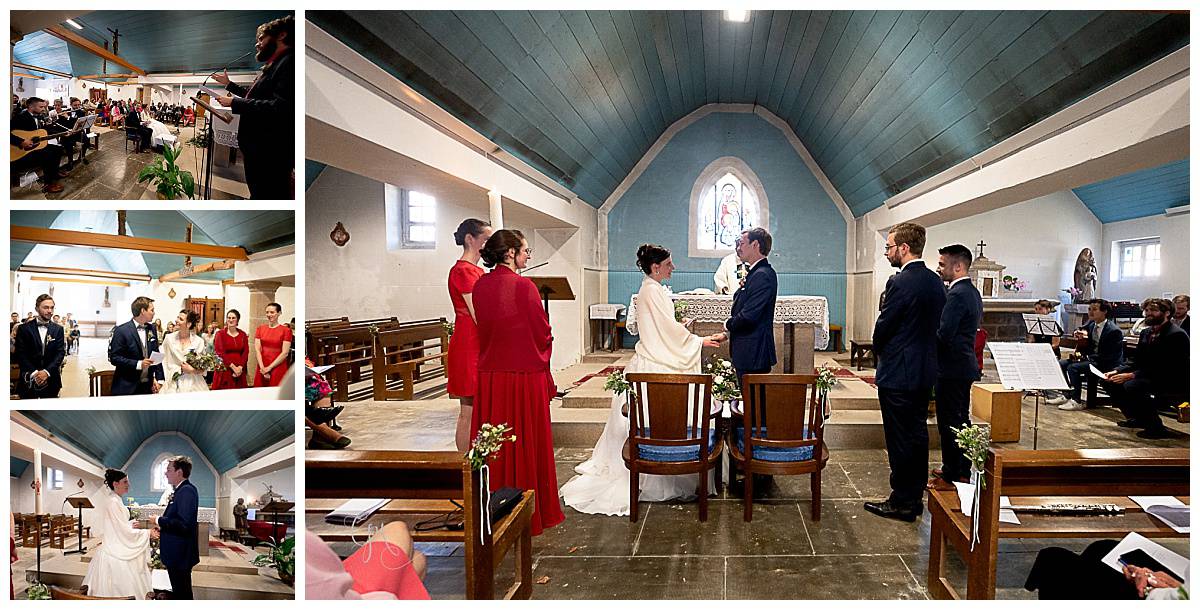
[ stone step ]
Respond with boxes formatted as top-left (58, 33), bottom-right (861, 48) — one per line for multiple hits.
top-left (35, 551), bottom-right (294, 600)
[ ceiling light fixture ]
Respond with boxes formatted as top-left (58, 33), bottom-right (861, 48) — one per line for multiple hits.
top-left (65, 19), bottom-right (83, 30)
top-left (723, 10), bottom-right (750, 23)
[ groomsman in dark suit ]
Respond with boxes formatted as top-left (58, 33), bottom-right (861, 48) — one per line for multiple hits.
top-left (930, 244), bottom-right (983, 491)
top-left (865, 222), bottom-right (946, 522)
top-left (14, 294), bottom-right (66, 399)
top-left (108, 296), bottom-right (164, 395)
top-left (713, 227), bottom-right (778, 384)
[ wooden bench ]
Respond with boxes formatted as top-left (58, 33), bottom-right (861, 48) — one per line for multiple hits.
top-left (926, 447), bottom-right (1189, 600)
top-left (308, 320), bottom-right (403, 400)
top-left (372, 323), bottom-right (449, 401)
top-left (306, 450), bottom-right (535, 599)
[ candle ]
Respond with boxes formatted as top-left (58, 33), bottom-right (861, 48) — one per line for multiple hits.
top-left (33, 449), bottom-right (43, 515)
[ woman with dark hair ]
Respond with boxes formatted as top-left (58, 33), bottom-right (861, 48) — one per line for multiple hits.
top-left (212, 309), bottom-right (248, 390)
top-left (447, 218), bottom-right (493, 451)
top-left (471, 229), bottom-right (564, 535)
top-left (255, 302), bottom-right (293, 387)
top-left (562, 244), bottom-right (721, 515)
top-left (162, 310), bottom-right (208, 393)
top-left (81, 468), bottom-right (155, 597)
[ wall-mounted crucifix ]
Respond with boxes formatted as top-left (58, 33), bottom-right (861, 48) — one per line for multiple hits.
top-left (976, 239), bottom-right (987, 258)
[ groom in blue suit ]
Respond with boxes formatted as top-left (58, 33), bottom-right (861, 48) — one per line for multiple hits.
top-left (108, 296), bottom-right (164, 395)
top-left (715, 227), bottom-right (778, 382)
top-left (154, 456), bottom-right (199, 599)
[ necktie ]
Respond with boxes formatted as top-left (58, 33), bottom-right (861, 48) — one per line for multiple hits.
top-left (139, 324), bottom-right (150, 382)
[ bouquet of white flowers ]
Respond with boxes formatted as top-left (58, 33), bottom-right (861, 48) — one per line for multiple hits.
top-left (704, 356), bottom-right (740, 401)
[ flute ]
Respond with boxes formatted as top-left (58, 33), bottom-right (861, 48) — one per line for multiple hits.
top-left (1010, 503), bottom-right (1124, 515)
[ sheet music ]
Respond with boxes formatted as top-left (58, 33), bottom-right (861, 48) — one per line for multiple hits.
top-left (1022, 313), bottom-right (1061, 336)
top-left (986, 342), bottom-right (1070, 390)
top-left (1129, 496), bottom-right (1190, 533)
top-left (1101, 532), bottom-right (1189, 576)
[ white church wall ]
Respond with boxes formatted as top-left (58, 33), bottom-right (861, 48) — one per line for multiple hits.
top-left (228, 466), bottom-right (295, 525)
top-left (1099, 212), bottom-right (1191, 303)
top-left (11, 456), bottom-right (105, 515)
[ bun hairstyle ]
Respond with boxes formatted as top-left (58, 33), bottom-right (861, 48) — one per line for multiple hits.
top-left (104, 468), bottom-right (127, 489)
top-left (636, 244), bottom-right (670, 275)
top-left (179, 309), bottom-right (202, 332)
top-left (453, 218), bottom-right (491, 246)
top-left (480, 229), bottom-right (525, 268)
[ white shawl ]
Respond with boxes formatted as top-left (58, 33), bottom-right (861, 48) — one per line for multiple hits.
top-left (633, 277), bottom-right (702, 372)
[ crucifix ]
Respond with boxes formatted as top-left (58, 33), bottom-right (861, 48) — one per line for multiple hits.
top-left (976, 239), bottom-right (987, 258)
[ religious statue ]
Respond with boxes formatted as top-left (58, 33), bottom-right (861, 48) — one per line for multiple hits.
top-left (233, 497), bottom-right (249, 533)
top-left (1073, 248), bottom-right (1097, 303)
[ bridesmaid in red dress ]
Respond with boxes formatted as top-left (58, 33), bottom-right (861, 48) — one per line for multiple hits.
top-left (211, 309), bottom-right (249, 389)
top-left (254, 302), bottom-right (293, 387)
top-left (471, 229), bottom-right (564, 535)
top-left (447, 219), bottom-right (494, 451)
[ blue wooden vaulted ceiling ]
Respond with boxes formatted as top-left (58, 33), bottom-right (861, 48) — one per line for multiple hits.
top-left (17, 410), bottom-right (294, 473)
top-left (308, 10), bottom-right (1189, 216)
top-left (10, 210), bottom-right (294, 280)
top-left (1073, 159), bottom-right (1190, 224)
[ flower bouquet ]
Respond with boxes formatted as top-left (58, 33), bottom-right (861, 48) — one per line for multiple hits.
top-left (173, 346), bottom-right (225, 383)
top-left (442, 320), bottom-right (455, 337)
top-left (952, 423), bottom-right (991, 550)
top-left (673, 300), bottom-right (689, 323)
top-left (704, 356), bottom-right (740, 401)
top-left (467, 423), bottom-right (517, 470)
top-left (1002, 275), bottom-right (1026, 292)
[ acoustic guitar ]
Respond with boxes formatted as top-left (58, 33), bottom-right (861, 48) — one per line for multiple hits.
top-left (11, 126), bottom-right (84, 162)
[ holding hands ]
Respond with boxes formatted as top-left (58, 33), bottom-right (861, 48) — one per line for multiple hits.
top-left (702, 332), bottom-right (727, 348)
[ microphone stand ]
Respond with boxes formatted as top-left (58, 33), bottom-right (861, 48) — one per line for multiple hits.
top-left (198, 49), bottom-right (255, 200)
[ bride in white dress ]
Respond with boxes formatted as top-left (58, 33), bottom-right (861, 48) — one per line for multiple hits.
top-left (561, 244), bottom-right (721, 515)
top-left (81, 469), bottom-right (156, 598)
top-left (161, 309), bottom-right (210, 393)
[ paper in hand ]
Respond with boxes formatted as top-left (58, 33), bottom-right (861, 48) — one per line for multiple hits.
top-left (149, 351), bottom-right (165, 365)
top-left (1089, 363), bottom-right (1109, 379)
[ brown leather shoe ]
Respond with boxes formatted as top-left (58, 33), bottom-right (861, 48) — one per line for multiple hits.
top-left (42, 182), bottom-right (64, 193)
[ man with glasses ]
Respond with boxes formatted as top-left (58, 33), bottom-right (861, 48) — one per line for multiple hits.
top-left (864, 222), bottom-right (946, 522)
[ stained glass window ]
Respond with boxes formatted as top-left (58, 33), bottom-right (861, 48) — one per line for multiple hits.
top-left (697, 172), bottom-right (760, 251)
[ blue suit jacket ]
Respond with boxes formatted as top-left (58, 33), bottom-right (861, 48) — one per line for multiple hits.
top-left (157, 479), bottom-right (200, 570)
top-left (1076, 318), bottom-right (1125, 372)
top-left (873, 261), bottom-right (946, 390)
top-left (937, 279), bottom-right (983, 380)
top-left (107, 320), bottom-right (164, 394)
top-left (727, 259), bottom-right (777, 373)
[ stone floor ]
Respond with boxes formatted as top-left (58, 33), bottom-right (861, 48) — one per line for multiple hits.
top-left (11, 127), bottom-right (249, 200)
top-left (313, 387), bottom-right (1190, 600)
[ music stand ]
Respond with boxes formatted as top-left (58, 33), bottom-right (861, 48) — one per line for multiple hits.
top-left (260, 500), bottom-right (294, 544)
top-left (526, 277), bottom-right (575, 323)
top-left (189, 95), bottom-right (232, 200)
top-left (63, 497), bottom-right (93, 556)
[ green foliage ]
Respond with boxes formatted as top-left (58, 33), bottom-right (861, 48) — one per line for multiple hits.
top-left (253, 535), bottom-right (295, 585)
top-left (442, 320), bottom-right (455, 337)
top-left (135, 144), bottom-right (195, 200)
top-left (815, 365), bottom-right (839, 394)
top-left (603, 369), bottom-right (631, 396)
top-left (26, 582), bottom-right (50, 600)
top-left (466, 423), bottom-right (517, 471)
top-left (673, 301), bottom-right (688, 323)
top-left (704, 356), bottom-right (740, 401)
top-left (952, 424), bottom-right (992, 487)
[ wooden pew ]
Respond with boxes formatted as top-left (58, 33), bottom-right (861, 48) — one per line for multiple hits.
top-left (372, 322), bottom-right (449, 401)
top-left (926, 447), bottom-right (1189, 600)
top-left (308, 320), bottom-right (401, 401)
top-left (306, 450), bottom-right (534, 600)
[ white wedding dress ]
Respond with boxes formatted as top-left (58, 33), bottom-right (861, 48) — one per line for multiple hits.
top-left (81, 487), bottom-right (152, 598)
top-left (561, 276), bottom-right (709, 516)
top-left (161, 332), bottom-right (210, 393)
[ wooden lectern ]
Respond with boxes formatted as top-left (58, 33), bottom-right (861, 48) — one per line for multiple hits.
top-left (261, 500), bottom-right (295, 544)
top-left (64, 496), bottom-right (93, 556)
top-left (526, 277), bottom-right (574, 322)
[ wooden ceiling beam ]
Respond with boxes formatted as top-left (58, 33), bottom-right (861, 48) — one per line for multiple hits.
top-left (75, 73), bottom-right (138, 80)
top-left (12, 61), bottom-right (72, 78)
top-left (158, 260), bottom-right (237, 282)
top-left (12, 72), bottom-right (44, 80)
top-left (44, 25), bottom-right (146, 75)
top-left (17, 265), bottom-right (150, 282)
top-left (31, 275), bottom-right (130, 288)
top-left (11, 226), bottom-right (248, 260)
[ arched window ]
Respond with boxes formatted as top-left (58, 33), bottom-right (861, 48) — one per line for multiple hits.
top-left (150, 453), bottom-right (173, 491)
top-left (688, 157), bottom-right (769, 258)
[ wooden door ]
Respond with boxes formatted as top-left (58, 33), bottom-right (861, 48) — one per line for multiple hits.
top-left (184, 297), bottom-right (225, 331)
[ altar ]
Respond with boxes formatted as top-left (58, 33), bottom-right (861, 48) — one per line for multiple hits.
top-left (133, 504), bottom-right (219, 556)
top-left (628, 293), bottom-right (828, 374)
top-left (980, 298), bottom-right (1059, 341)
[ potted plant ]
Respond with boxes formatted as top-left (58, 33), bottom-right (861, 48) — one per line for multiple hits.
top-left (252, 535), bottom-right (295, 587)
top-left (25, 582), bottom-right (50, 600)
top-left (136, 143), bottom-right (195, 200)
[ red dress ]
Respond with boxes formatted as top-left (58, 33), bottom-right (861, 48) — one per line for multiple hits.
top-left (211, 328), bottom-right (249, 389)
top-left (254, 323), bottom-right (293, 387)
top-left (470, 265), bottom-right (564, 535)
top-left (446, 260), bottom-right (485, 398)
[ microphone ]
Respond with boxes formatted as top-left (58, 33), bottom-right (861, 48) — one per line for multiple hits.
top-left (205, 50), bottom-right (255, 87)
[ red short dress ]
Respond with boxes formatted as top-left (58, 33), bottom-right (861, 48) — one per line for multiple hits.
top-left (470, 265), bottom-right (564, 535)
top-left (446, 260), bottom-right (485, 398)
top-left (254, 323), bottom-right (293, 387)
top-left (211, 328), bottom-right (249, 390)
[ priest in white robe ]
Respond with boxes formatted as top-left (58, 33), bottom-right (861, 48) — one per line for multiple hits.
top-left (714, 252), bottom-right (744, 294)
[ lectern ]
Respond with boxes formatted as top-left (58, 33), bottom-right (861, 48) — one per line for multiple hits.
top-left (64, 497), bottom-right (94, 556)
top-left (261, 500), bottom-right (295, 544)
top-left (526, 277), bottom-right (574, 323)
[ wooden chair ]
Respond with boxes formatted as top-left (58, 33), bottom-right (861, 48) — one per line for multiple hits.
top-left (730, 374), bottom-right (830, 521)
top-left (622, 373), bottom-right (721, 522)
top-left (50, 585), bottom-right (136, 600)
top-left (89, 369), bottom-right (115, 397)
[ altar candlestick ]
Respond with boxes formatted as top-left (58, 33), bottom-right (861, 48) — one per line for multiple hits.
top-left (33, 449), bottom-right (43, 515)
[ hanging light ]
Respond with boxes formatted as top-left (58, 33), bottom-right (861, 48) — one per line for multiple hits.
top-left (723, 10), bottom-right (750, 23)
top-left (65, 19), bottom-right (83, 30)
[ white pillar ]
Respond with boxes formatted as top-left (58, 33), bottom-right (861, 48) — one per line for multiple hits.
top-left (488, 190), bottom-right (504, 229)
top-left (33, 449), bottom-right (43, 515)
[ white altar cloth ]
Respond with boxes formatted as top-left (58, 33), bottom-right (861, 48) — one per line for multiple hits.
top-left (628, 293), bottom-right (829, 350)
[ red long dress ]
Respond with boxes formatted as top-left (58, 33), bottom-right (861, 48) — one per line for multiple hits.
top-left (470, 265), bottom-right (564, 535)
top-left (446, 260), bottom-right (485, 398)
top-left (254, 323), bottom-right (293, 387)
top-left (211, 328), bottom-right (249, 389)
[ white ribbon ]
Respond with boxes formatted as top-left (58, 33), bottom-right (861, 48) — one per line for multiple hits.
top-left (969, 467), bottom-right (983, 551)
top-left (479, 464), bottom-right (493, 546)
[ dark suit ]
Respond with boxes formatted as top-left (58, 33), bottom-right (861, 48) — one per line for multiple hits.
top-left (226, 49), bottom-right (294, 199)
top-left (1178, 315), bottom-right (1189, 335)
top-left (107, 320), bottom-right (164, 395)
top-left (11, 109), bottom-right (64, 182)
top-left (872, 260), bottom-right (946, 508)
top-left (726, 258), bottom-right (777, 382)
top-left (157, 479), bottom-right (199, 599)
top-left (1058, 318), bottom-right (1123, 401)
top-left (1104, 321), bottom-right (1189, 431)
top-left (934, 279), bottom-right (983, 483)
top-left (59, 108), bottom-right (92, 163)
top-left (125, 109), bottom-right (153, 151)
top-left (13, 319), bottom-right (65, 399)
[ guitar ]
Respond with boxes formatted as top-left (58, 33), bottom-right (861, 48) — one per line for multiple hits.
top-left (11, 126), bottom-right (85, 162)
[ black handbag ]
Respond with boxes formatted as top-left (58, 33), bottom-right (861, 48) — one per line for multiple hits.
top-left (487, 487), bottom-right (524, 524)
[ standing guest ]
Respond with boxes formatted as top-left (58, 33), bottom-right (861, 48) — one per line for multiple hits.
top-left (471, 229), bottom-right (564, 535)
top-left (11, 97), bottom-right (69, 193)
top-left (254, 303), bottom-right (293, 387)
top-left (10, 313), bottom-right (19, 333)
top-left (210, 15), bottom-right (294, 199)
top-left (864, 222), bottom-right (945, 522)
top-left (930, 245), bottom-right (983, 491)
top-left (64, 313), bottom-right (80, 355)
top-left (1102, 298), bottom-right (1190, 439)
top-left (14, 294), bottom-right (65, 399)
top-left (447, 218), bottom-right (493, 451)
top-left (1046, 299), bottom-right (1123, 411)
top-left (108, 297), bottom-right (164, 395)
top-left (212, 310), bottom-right (248, 390)
top-left (1172, 294), bottom-right (1189, 335)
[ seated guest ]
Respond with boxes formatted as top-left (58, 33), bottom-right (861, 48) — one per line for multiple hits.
top-left (305, 524), bottom-right (428, 599)
top-left (1102, 298), bottom-right (1189, 439)
top-left (10, 97), bottom-right (70, 193)
top-left (1027, 299), bottom-right (1062, 358)
top-left (1046, 298), bottom-right (1123, 411)
top-left (125, 104), bottom-right (153, 152)
top-left (306, 362), bottom-right (349, 449)
top-left (1172, 294), bottom-right (1189, 335)
top-left (59, 98), bottom-right (92, 169)
top-left (1025, 539), bottom-right (1188, 599)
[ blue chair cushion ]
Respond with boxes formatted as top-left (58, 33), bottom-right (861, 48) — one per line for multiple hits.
top-left (636, 428), bottom-right (719, 462)
top-left (734, 426), bottom-right (815, 462)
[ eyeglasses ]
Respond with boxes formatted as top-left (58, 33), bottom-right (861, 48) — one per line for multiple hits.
top-left (883, 243), bottom-right (899, 252)
top-left (523, 248), bottom-right (533, 256)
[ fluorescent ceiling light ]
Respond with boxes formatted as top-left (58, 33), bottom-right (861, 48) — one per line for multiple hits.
top-left (65, 19), bottom-right (83, 30)
top-left (723, 10), bottom-right (750, 23)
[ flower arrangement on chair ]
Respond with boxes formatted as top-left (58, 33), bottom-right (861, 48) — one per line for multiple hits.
top-left (704, 356), bottom-right (740, 402)
top-left (952, 423), bottom-right (992, 550)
